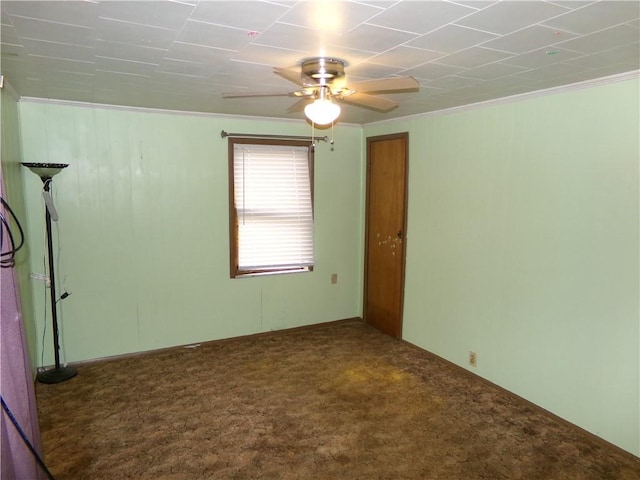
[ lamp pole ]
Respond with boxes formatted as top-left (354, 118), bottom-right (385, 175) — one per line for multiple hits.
top-left (22, 163), bottom-right (77, 384)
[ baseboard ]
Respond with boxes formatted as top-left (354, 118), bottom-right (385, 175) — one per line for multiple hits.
top-left (397, 336), bottom-right (640, 463)
top-left (58, 317), bottom-right (365, 369)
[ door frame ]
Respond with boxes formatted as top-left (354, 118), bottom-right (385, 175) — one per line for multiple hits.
top-left (363, 132), bottom-right (409, 338)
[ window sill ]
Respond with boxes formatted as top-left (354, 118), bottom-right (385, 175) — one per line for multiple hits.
top-left (233, 267), bottom-right (313, 279)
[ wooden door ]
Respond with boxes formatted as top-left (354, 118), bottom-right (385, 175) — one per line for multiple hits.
top-left (364, 133), bottom-right (408, 338)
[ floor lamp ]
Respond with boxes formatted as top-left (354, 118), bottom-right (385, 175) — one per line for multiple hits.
top-left (22, 162), bottom-right (77, 384)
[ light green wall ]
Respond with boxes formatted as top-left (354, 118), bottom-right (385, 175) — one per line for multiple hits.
top-left (1, 86), bottom-right (39, 372)
top-left (17, 101), bottom-right (364, 364)
top-left (365, 78), bottom-right (640, 456)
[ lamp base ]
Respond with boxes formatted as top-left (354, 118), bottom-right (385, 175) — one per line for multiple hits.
top-left (37, 366), bottom-right (77, 384)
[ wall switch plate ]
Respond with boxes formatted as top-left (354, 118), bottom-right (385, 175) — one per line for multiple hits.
top-left (331, 273), bottom-right (338, 284)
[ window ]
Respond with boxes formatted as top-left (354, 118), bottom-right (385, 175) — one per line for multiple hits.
top-left (228, 138), bottom-right (314, 277)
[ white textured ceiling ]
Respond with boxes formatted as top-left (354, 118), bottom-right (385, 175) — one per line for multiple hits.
top-left (1, 0), bottom-right (639, 124)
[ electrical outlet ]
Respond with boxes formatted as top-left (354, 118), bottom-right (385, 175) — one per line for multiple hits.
top-left (469, 351), bottom-right (477, 367)
top-left (331, 273), bottom-right (338, 284)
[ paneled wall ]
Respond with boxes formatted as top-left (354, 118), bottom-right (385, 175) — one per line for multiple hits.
top-left (17, 102), bottom-right (364, 364)
top-left (2, 87), bottom-right (39, 366)
top-left (365, 78), bottom-right (640, 456)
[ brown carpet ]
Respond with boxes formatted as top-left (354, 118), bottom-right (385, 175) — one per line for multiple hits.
top-left (36, 319), bottom-right (640, 479)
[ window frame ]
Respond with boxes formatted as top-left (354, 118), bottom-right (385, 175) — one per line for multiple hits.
top-left (228, 137), bottom-right (315, 278)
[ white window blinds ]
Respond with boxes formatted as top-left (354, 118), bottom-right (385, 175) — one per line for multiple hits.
top-left (233, 143), bottom-right (314, 274)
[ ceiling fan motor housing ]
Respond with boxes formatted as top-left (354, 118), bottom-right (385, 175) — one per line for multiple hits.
top-left (301, 57), bottom-right (346, 85)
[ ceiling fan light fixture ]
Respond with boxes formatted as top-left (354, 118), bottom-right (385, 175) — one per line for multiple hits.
top-left (305, 98), bottom-right (340, 125)
top-left (304, 85), bottom-right (340, 125)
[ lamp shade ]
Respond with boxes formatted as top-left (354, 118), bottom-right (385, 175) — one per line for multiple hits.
top-left (304, 98), bottom-right (341, 125)
top-left (22, 163), bottom-right (69, 181)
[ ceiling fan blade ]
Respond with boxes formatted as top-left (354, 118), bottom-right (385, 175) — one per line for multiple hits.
top-left (274, 66), bottom-right (317, 87)
top-left (339, 92), bottom-right (398, 112)
top-left (287, 97), bottom-right (311, 113)
top-left (348, 76), bottom-right (419, 93)
top-left (222, 91), bottom-right (295, 99)
top-left (274, 67), bottom-right (304, 86)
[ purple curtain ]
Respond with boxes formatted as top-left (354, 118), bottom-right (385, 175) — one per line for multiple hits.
top-left (1, 171), bottom-right (46, 479)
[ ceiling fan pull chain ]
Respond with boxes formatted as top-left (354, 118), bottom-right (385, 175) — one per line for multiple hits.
top-left (331, 122), bottom-right (335, 150)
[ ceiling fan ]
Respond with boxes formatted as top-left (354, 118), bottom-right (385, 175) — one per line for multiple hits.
top-left (222, 57), bottom-right (419, 125)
